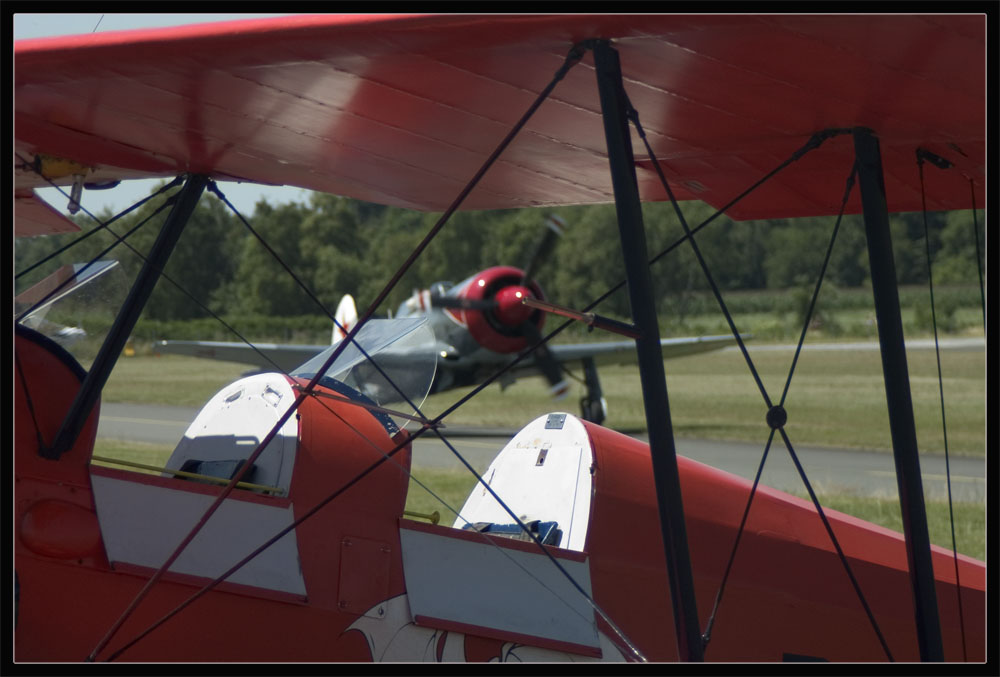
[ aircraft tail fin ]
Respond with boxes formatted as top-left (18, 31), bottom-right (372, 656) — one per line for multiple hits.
top-left (332, 294), bottom-right (358, 344)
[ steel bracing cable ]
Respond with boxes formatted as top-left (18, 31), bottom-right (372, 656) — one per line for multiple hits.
top-left (91, 41), bottom-right (648, 663)
top-left (15, 199), bottom-right (176, 324)
top-left (104, 174), bottom-right (640, 660)
top-left (481, 133), bottom-right (865, 418)
top-left (106, 391), bottom-right (640, 662)
top-left (205, 179), bottom-right (444, 421)
top-left (14, 353), bottom-right (48, 452)
top-left (14, 165), bottom-right (393, 403)
top-left (969, 180), bottom-right (985, 329)
top-left (573, 128), bottom-right (855, 332)
top-left (497, 135), bottom-right (863, 420)
top-left (375, 125), bottom-right (889, 662)
top-left (13, 160), bottom-right (291, 379)
top-left (917, 154), bottom-right (967, 661)
top-left (703, 164), bottom-right (863, 649)
top-left (208, 182), bottom-right (341, 328)
top-left (206, 179), bottom-right (451, 431)
top-left (699, 430), bottom-right (775, 647)
top-left (627, 103), bottom-right (894, 659)
top-left (14, 159), bottom-right (183, 280)
top-left (776, 164), bottom-right (857, 409)
top-left (13, 180), bottom-right (292, 384)
top-left (208, 181), bottom-right (633, 651)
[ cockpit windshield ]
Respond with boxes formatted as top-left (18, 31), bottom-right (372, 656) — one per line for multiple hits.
top-left (290, 317), bottom-right (437, 429)
top-left (15, 260), bottom-right (127, 370)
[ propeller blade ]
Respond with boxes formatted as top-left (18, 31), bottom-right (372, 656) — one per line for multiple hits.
top-left (520, 214), bottom-right (566, 284)
top-left (519, 320), bottom-right (569, 399)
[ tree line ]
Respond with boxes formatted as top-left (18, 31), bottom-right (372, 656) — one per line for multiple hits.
top-left (15, 181), bottom-right (985, 332)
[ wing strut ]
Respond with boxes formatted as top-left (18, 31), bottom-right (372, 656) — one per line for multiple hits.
top-left (44, 174), bottom-right (209, 460)
top-left (854, 128), bottom-right (944, 661)
top-left (592, 40), bottom-right (704, 662)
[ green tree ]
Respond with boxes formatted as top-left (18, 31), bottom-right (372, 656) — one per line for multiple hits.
top-left (933, 209), bottom-right (985, 284)
top-left (827, 216), bottom-right (869, 288)
top-left (888, 213), bottom-right (930, 285)
top-left (222, 200), bottom-right (316, 317)
top-left (762, 218), bottom-right (824, 288)
top-left (145, 192), bottom-right (241, 320)
top-left (299, 194), bottom-right (369, 313)
top-left (544, 204), bottom-right (628, 317)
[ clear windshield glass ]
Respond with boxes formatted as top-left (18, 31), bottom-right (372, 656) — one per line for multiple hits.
top-left (290, 317), bottom-right (437, 430)
top-left (15, 260), bottom-right (127, 370)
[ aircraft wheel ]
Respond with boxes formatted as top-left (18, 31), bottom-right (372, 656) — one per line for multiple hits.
top-left (580, 397), bottom-right (606, 425)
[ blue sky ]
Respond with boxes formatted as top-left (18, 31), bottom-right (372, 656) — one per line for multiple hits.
top-left (14, 13), bottom-right (315, 218)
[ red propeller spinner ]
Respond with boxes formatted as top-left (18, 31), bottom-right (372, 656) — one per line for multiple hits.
top-left (456, 266), bottom-right (546, 355)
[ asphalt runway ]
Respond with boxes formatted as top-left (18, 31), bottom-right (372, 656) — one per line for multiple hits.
top-left (97, 402), bottom-right (984, 503)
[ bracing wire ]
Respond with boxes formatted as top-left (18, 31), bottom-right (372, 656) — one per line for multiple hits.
top-left (969, 180), bottom-right (985, 329)
top-left (106, 391), bottom-right (638, 662)
top-left (12, 169), bottom-right (293, 379)
top-left (103, 175), bottom-right (646, 661)
top-left (51, 36), bottom-right (960, 661)
top-left (14, 160), bottom-right (183, 280)
top-left (210, 181), bottom-right (640, 656)
top-left (89, 41), bottom-right (652, 663)
top-left (628, 106), bottom-right (893, 659)
top-left (917, 152), bottom-right (967, 661)
top-left (15, 198), bottom-right (177, 324)
top-left (702, 163), bottom-right (861, 650)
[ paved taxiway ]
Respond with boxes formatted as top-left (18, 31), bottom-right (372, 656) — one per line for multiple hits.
top-left (97, 402), bottom-right (984, 503)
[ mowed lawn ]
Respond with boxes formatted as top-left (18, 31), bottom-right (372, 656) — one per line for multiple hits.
top-left (420, 345), bottom-right (986, 457)
top-left (104, 344), bottom-right (985, 456)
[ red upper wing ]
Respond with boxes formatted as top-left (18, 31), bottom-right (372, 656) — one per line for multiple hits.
top-left (14, 14), bottom-right (985, 219)
top-left (14, 189), bottom-right (81, 237)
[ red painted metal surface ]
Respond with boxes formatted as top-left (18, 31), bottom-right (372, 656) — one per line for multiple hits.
top-left (455, 266), bottom-right (546, 354)
top-left (13, 324), bottom-right (986, 660)
top-left (14, 337), bottom-right (414, 660)
top-left (14, 14), bottom-right (984, 219)
top-left (583, 422), bottom-right (985, 662)
top-left (14, 190), bottom-right (80, 236)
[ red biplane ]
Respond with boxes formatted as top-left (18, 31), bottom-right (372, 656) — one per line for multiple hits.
top-left (14, 14), bottom-right (986, 663)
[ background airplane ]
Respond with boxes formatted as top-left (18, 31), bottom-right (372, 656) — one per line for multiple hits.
top-left (155, 215), bottom-right (739, 424)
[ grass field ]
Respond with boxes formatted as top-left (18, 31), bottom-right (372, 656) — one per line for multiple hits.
top-left (103, 342), bottom-right (985, 456)
top-left (418, 346), bottom-right (986, 456)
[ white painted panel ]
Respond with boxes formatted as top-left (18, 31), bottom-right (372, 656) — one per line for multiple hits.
top-left (454, 413), bottom-right (593, 551)
top-left (91, 474), bottom-right (306, 596)
top-left (399, 526), bottom-right (599, 650)
top-left (346, 593), bottom-right (626, 662)
top-left (164, 373), bottom-right (298, 493)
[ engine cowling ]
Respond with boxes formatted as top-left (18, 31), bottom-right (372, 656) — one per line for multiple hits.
top-left (448, 266), bottom-right (546, 354)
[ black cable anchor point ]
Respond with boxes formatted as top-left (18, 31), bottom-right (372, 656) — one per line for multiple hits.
top-left (765, 405), bottom-right (787, 430)
top-left (916, 148), bottom-right (953, 170)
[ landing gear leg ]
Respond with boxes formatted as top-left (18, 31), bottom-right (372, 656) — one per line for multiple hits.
top-left (579, 357), bottom-right (607, 425)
